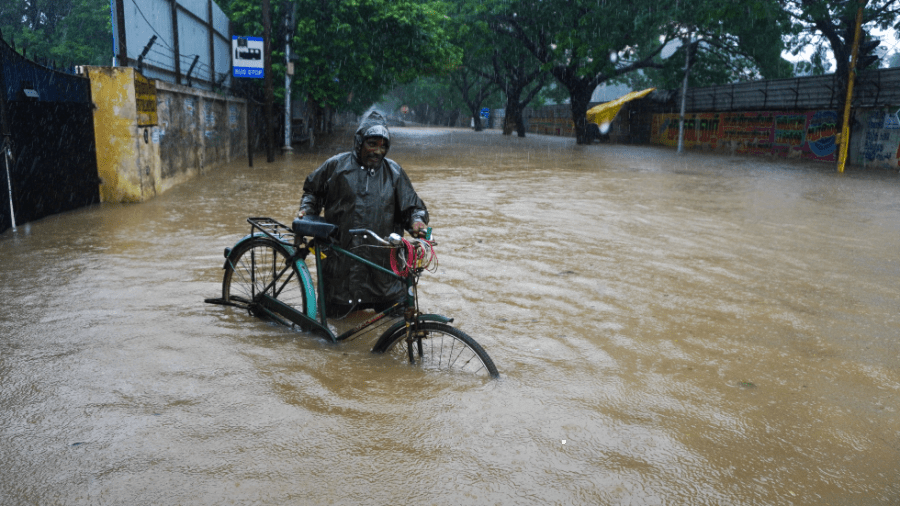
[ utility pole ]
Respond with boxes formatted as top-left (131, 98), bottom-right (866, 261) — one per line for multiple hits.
top-left (283, 1), bottom-right (296, 154)
top-left (677, 35), bottom-right (691, 154)
top-left (113, 0), bottom-right (128, 66)
top-left (837, 1), bottom-right (865, 173)
top-left (262, 0), bottom-right (275, 163)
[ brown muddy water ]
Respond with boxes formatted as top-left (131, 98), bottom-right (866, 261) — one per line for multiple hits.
top-left (1, 127), bottom-right (899, 505)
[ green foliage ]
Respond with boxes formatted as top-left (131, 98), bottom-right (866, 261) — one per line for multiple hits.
top-left (618, 1), bottom-right (793, 89)
top-left (482, 0), bottom-right (673, 84)
top-left (222, 0), bottom-right (462, 115)
top-left (0, 0), bottom-right (112, 66)
top-left (792, 45), bottom-right (833, 76)
top-left (384, 75), bottom-right (470, 124)
top-left (387, 76), bottom-right (464, 113)
top-left (476, 0), bottom-right (794, 142)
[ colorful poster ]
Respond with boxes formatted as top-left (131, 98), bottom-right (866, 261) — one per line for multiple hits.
top-left (774, 114), bottom-right (806, 147)
top-left (807, 111), bottom-right (838, 158)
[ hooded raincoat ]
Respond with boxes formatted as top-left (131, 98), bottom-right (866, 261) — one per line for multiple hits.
top-left (299, 112), bottom-right (428, 310)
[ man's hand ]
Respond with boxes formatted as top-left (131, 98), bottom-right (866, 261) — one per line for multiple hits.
top-left (297, 210), bottom-right (306, 219)
top-left (411, 221), bottom-right (427, 238)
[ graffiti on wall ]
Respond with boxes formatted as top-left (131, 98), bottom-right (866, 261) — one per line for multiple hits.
top-left (651, 111), bottom-right (839, 161)
top-left (858, 108), bottom-right (900, 168)
top-left (806, 111), bottom-right (838, 158)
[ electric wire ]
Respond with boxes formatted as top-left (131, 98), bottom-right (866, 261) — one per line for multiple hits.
top-left (390, 238), bottom-right (437, 277)
top-left (129, 0), bottom-right (175, 52)
top-left (127, 0), bottom-right (222, 83)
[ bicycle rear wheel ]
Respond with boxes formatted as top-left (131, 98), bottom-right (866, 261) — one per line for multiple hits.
top-left (222, 238), bottom-right (311, 322)
top-left (375, 322), bottom-right (499, 378)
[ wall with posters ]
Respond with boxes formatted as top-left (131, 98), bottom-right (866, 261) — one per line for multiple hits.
top-left (650, 110), bottom-right (841, 162)
top-left (650, 108), bottom-right (900, 169)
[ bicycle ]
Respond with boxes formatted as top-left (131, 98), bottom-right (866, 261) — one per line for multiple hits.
top-left (205, 216), bottom-right (499, 378)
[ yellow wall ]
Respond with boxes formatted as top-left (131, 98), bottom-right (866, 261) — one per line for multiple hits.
top-left (85, 67), bottom-right (247, 203)
top-left (86, 67), bottom-right (162, 203)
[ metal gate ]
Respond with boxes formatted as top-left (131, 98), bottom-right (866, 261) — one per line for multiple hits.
top-left (1, 37), bottom-right (100, 234)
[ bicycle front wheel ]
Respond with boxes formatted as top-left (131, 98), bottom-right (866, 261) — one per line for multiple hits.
top-left (376, 322), bottom-right (499, 378)
top-left (222, 238), bottom-right (311, 321)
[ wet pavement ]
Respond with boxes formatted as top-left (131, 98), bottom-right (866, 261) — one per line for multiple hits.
top-left (1, 126), bottom-right (898, 504)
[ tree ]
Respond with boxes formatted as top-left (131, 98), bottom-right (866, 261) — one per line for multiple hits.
top-left (0, 0), bottom-right (112, 66)
top-left (387, 76), bottom-right (466, 125)
top-left (792, 45), bottom-right (834, 76)
top-left (449, 1), bottom-right (545, 136)
top-left (480, 45), bottom-right (548, 137)
top-left (783, 0), bottom-right (900, 78)
top-left (450, 66), bottom-right (498, 131)
top-left (440, 8), bottom-right (499, 132)
top-left (222, 0), bottom-right (463, 116)
top-left (618, 1), bottom-right (793, 89)
top-left (483, 0), bottom-right (664, 143)
top-left (483, 0), bottom-right (792, 144)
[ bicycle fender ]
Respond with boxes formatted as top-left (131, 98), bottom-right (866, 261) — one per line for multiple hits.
top-left (222, 233), bottom-right (318, 319)
top-left (221, 232), bottom-right (268, 269)
top-left (371, 314), bottom-right (454, 353)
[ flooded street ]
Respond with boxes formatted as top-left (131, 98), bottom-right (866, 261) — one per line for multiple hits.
top-left (1, 126), bottom-right (899, 504)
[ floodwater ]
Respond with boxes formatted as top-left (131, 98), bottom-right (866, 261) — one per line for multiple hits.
top-left (1, 127), bottom-right (899, 505)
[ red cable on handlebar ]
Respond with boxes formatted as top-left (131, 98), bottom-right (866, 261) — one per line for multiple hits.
top-left (390, 238), bottom-right (414, 276)
top-left (390, 238), bottom-right (437, 277)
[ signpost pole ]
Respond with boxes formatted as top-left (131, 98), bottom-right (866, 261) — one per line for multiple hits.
top-left (232, 35), bottom-right (265, 166)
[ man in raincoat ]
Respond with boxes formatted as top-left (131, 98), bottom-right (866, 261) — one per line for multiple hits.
top-left (297, 111), bottom-right (428, 315)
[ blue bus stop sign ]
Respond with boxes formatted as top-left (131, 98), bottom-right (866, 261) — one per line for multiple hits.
top-left (233, 36), bottom-right (264, 78)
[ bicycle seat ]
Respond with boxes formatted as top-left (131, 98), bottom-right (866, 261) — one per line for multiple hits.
top-left (292, 215), bottom-right (338, 240)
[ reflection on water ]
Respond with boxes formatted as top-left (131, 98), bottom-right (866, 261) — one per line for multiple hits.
top-left (1, 127), bottom-right (898, 504)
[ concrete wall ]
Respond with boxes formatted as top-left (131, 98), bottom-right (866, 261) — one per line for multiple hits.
top-left (524, 104), bottom-right (576, 137)
top-left (86, 66), bottom-right (246, 203)
top-left (87, 66), bottom-right (162, 202)
top-left (155, 80), bottom-right (246, 191)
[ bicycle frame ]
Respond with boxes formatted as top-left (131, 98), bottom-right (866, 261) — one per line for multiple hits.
top-left (243, 218), bottom-right (450, 344)
top-left (204, 216), bottom-right (502, 377)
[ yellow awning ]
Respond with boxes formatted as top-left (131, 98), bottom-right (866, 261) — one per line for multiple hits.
top-left (586, 88), bottom-right (656, 126)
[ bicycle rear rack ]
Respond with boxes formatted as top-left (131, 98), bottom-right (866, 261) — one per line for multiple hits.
top-left (247, 217), bottom-right (295, 245)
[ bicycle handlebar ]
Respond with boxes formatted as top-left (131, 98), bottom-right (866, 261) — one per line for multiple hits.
top-left (348, 229), bottom-right (403, 247)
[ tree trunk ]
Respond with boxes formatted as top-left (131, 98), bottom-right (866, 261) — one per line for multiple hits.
top-left (503, 91), bottom-right (522, 136)
top-left (473, 115), bottom-right (484, 131)
top-left (502, 114), bottom-right (514, 135)
top-left (569, 84), bottom-right (593, 144)
top-left (515, 108), bottom-right (526, 137)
